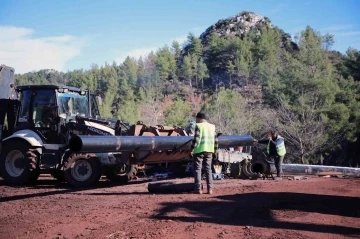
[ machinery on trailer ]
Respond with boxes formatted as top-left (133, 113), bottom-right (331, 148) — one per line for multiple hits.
top-left (0, 64), bottom-right (202, 187)
top-left (0, 64), bottom-right (255, 187)
top-left (214, 146), bottom-right (253, 177)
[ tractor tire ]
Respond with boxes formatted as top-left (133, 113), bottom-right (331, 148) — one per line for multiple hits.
top-left (27, 149), bottom-right (40, 184)
top-left (63, 154), bottom-right (102, 187)
top-left (0, 140), bottom-right (38, 186)
top-left (251, 159), bottom-right (271, 175)
top-left (241, 161), bottom-right (258, 179)
top-left (104, 164), bottom-right (138, 183)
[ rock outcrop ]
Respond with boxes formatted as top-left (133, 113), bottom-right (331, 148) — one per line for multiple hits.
top-left (200, 11), bottom-right (272, 43)
top-left (198, 11), bottom-right (297, 52)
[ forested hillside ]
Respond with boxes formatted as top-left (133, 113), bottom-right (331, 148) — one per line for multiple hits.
top-left (14, 11), bottom-right (360, 166)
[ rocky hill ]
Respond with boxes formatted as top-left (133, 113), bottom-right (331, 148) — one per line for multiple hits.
top-left (199, 11), bottom-right (296, 51)
top-left (200, 12), bottom-right (271, 41)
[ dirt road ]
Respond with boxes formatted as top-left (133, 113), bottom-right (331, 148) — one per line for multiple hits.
top-left (0, 176), bottom-right (359, 239)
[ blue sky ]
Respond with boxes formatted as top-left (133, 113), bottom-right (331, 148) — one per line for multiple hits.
top-left (1, 0), bottom-right (359, 73)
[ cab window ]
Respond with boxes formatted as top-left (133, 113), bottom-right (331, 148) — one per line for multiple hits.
top-left (31, 90), bottom-right (57, 127)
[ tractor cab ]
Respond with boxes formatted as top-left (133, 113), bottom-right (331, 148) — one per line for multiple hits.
top-left (14, 85), bottom-right (100, 144)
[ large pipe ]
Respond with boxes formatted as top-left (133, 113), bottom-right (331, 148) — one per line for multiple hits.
top-left (68, 135), bottom-right (254, 153)
top-left (278, 163), bottom-right (360, 177)
top-left (249, 159), bottom-right (360, 177)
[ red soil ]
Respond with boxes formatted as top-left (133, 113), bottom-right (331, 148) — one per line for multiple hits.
top-left (0, 176), bottom-right (359, 239)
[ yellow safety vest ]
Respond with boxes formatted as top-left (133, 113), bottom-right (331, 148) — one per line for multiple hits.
top-left (267, 135), bottom-right (286, 156)
top-left (193, 122), bottom-right (216, 154)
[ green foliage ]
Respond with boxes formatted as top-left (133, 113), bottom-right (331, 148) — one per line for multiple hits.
top-left (122, 57), bottom-right (138, 89)
top-left (204, 88), bottom-right (262, 135)
top-left (264, 26), bottom-right (358, 163)
top-left (181, 54), bottom-right (194, 87)
top-left (155, 45), bottom-right (177, 81)
top-left (114, 70), bottom-right (139, 123)
top-left (97, 64), bottom-right (119, 118)
top-left (165, 99), bottom-right (192, 126)
top-left (186, 32), bottom-right (202, 57)
top-left (172, 41), bottom-right (181, 57)
top-left (12, 17), bottom-right (360, 166)
top-left (197, 58), bottom-right (209, 90)
top-left (342, 48), bottom-right (360, 81)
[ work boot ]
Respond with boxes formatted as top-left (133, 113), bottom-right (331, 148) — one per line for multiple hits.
top-left (194, 185), bottom-right (202, 194)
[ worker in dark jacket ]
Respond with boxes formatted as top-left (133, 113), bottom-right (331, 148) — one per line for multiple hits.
top-left (257, 130), bottom-right (286, 179)
top-left (190, 112), bottom-right (218, 194)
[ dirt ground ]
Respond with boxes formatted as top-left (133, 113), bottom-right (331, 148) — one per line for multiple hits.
top-left (0, 175), bottom-right (359, 239)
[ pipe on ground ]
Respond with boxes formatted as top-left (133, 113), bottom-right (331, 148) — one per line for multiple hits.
top-left (246, 160), bottom-right (360, 177)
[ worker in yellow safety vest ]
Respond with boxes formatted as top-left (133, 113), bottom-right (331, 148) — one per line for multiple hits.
top-left (256, 130), bottom-right (286, 179)
top-left (189, 112), bottom-right (218, 194)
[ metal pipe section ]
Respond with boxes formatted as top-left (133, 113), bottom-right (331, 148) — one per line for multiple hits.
top-left (244, 159), bottom-right (360, 178)
top-left (277, 163), bottom-right (360, 177)
top-left (68, 135), bottom-right (254, 153)
top-left (250, 160), bottom-right (360, 177)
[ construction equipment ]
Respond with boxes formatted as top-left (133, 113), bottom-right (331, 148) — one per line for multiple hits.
top-left (0, 64), bottom-right (183, 187)
top-left (214, 147), bottom-right (253, 177)
top-left (0, 64), bottom-right (255, 187)
top-left (0, 65), bottom-right (119, 187)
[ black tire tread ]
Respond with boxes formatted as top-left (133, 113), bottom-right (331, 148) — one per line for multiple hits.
top-left (27, 149), bottom-right (40, 184)
top-left (0, 140), bottom-right (39, 186)
top-left (104, 164), bottom-right (138, 183)
top-left (241, 161), bottom-right (259, 179)
top-left (63, 153), bottom-right (102, 187)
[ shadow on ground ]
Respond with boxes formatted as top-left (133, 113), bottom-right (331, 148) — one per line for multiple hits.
top-left (0, 178), bottom-right (152, 203)
top-left (153, 192), bottom-right (360, 236)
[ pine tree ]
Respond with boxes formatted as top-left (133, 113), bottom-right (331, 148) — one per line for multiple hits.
top-left (186, 32), bottom-right (202, 57)
top-left (342, 48), bottom-right (360, 81)
top-left (197, 58), bottom-right (209, 92)
top-left (122, 57), bottom-right (138, 89)
top-left (181, 54), bottom-right (194, 88)
top-left (155, 45), bottom-right (177, 81)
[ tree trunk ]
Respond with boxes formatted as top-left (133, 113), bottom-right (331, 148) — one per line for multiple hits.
top-left (301, 154), bottom-right (305, 164)
top-left (300, 140), bottom-right (305, 164)
top-left (201, 79), bottom-right (204, 93)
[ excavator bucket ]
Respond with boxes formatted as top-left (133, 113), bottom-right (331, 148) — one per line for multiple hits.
top-left (0, 64), bottom-right (16, 100)
top-left (0, 65), bottom-right (19, 141)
